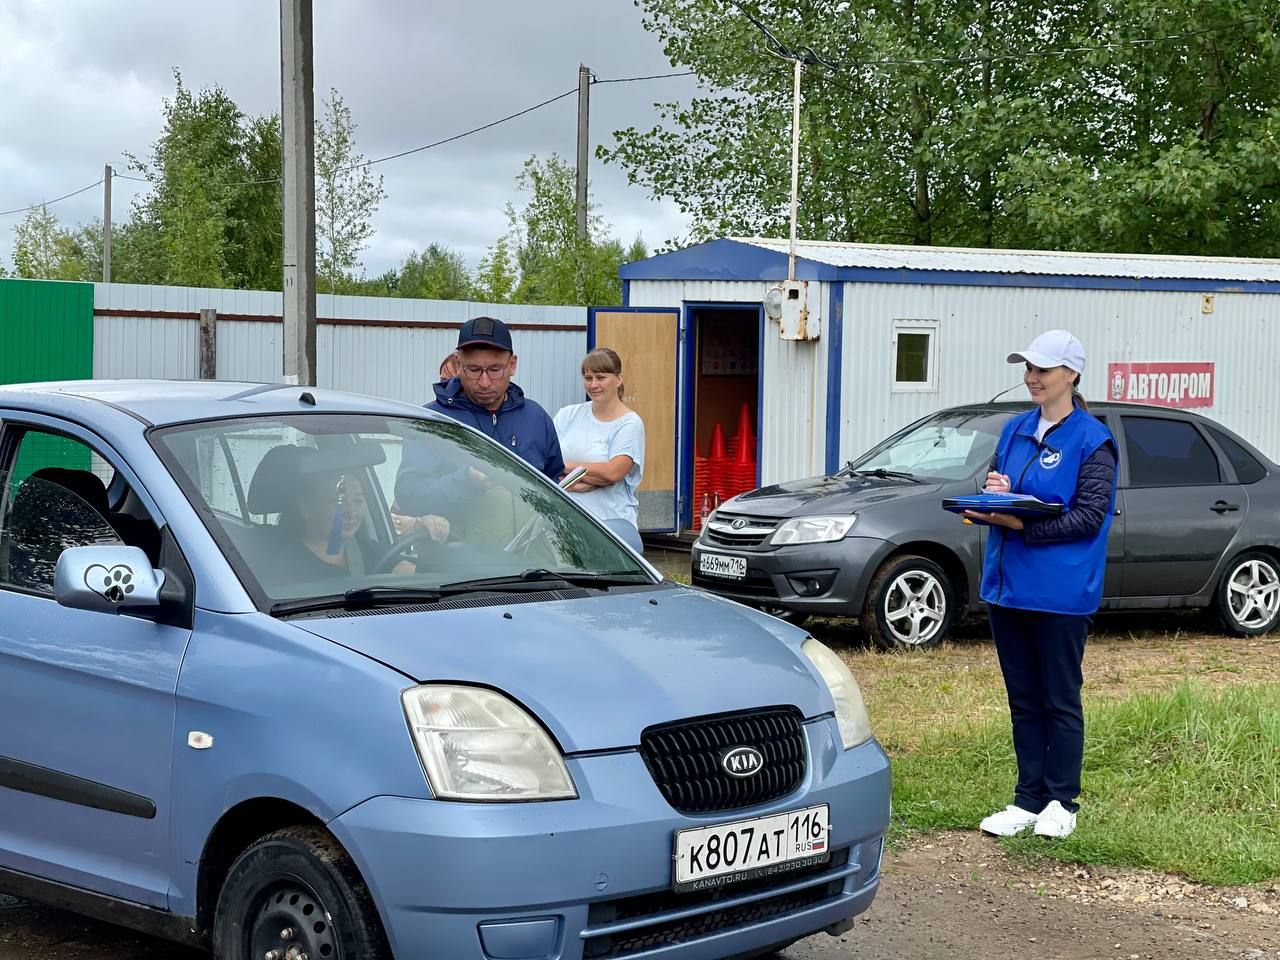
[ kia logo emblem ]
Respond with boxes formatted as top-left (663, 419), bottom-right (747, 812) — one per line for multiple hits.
top-left (731, 518), bottom-right (748, 530)
top-left (722, 746), bottom-right (764, 778)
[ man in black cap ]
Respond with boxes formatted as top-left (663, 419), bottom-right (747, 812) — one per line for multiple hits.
top-left (394, 317), bottom-right (565, 528)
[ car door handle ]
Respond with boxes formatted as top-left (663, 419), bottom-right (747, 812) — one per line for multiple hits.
top-left (1211, 501), bottom-right (1241, 514)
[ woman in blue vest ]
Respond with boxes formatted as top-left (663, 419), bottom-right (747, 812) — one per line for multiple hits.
top-left (964, 330), bottom-right (1118, 840)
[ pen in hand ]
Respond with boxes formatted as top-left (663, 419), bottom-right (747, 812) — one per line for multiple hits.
top-left (984, 471), bottom-right (1011, 493)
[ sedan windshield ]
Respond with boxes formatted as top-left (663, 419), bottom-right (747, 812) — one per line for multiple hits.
top-left (847, 410), bottom-right (1013, 482)
top-left (152, 414), bottom-right (648, 608)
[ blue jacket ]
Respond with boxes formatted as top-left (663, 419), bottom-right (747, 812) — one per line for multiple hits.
top-left (394, 379), bottom-right (565, 516)
top-left (980, 405), bottom-right (1118, 615)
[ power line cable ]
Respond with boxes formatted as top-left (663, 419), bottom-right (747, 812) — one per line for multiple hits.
top-left (593, 70), bottom-right (697, 84)
top-left (3, 71), bottom-right (703, 210)
top-left (0, 179), bottom-right (105, 218)
top-left (349, 85), bottom-right (578, 172)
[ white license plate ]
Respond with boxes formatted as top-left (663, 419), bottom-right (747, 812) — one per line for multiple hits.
top-left (698, 551), bottom-right (747, 580)
top-left (673, 804), bottom-right (830, 892)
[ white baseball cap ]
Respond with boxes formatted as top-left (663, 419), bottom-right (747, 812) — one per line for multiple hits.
top-left (1008, 329), bottom-right (1086, 374)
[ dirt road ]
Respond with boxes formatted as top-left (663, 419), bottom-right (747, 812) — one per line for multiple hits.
top-left (4, 833), bottom-right (1276, 960)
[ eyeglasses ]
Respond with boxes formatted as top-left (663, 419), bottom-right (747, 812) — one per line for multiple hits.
top-left (460, 363), bottom-right (510, 380)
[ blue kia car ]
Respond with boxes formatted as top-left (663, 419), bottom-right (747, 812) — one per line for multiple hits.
top-left (0, 380), bottom-right (890, 960)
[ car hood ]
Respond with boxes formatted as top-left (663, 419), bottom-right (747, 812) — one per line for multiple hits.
top-left (294, 587), bottom-right (831, 753)
top-left (726, 472), bottom-right (946, 517)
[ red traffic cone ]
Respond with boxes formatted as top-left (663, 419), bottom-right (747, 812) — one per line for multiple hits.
top-left (709, 422), bottom-right (728, 462)
top-left (735, 403), bottom-right (756, 456)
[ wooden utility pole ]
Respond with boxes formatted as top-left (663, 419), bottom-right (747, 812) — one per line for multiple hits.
top-left (102, 164), bottom-right (112, 283)
top-left (576, 64), bottom-right (591, 241)
top-left (281, 0), bottom-right (317, 386)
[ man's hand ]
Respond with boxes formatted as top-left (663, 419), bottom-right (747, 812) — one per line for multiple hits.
top-left (392, 513), bottom-right (452, 540)
top-left (984, 471), bottom-right (1012, 493)
top-left (963, 510), bottom-right (1024, 530)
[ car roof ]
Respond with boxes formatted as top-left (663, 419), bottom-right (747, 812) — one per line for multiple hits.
top-left (0, 379), bottom-right (435, 428)
top-left (947, 399), bottom-right (1217, 419)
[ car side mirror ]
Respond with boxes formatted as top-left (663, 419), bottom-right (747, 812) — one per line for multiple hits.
top-left (54, 545), bottom-right (166, 614)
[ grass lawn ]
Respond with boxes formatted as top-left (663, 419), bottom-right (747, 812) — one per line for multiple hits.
top-left (648, 548), bottom-right (1278, 885)
top-left (831, 624), bottom-right (1280, 887)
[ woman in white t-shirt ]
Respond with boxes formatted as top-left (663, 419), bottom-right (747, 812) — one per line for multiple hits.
top-left (553, 348), bottom-right (646, 553)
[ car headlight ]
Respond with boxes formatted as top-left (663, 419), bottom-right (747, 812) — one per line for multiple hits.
top-left (801, 639), bottom-right (873, 749)
top-left (771, 516), bottom-right (856, 545)
top-left (402, 685), bottom-right (577, 801)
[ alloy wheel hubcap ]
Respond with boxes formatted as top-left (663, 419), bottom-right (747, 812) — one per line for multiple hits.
top-left (1227, 559), bottom-right (1280, 629)
top-left (885, 571), bottom-right (946, 645)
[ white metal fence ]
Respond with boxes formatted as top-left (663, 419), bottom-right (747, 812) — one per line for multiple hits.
top-left (92, 283), bottom-right (590, 417)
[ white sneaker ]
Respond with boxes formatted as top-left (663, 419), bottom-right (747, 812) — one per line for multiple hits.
top-left (979, 805), bottom-right (1040, 836)
top-left (1034, 800), bottom-right (1077, 838)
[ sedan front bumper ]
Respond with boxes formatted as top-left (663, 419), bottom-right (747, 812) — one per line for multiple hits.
top-left (690, 536), bottom-right (892, 618)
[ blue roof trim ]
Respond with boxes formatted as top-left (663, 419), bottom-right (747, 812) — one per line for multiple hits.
top-left (620, 240), bottom-right (1280, 293)
top-left (618, 239), bottom-right (838, 282)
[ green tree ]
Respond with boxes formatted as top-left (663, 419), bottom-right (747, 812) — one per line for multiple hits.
top-left (397, 243), bottom-right (473, 300)
top-left (602, 0), bottom-right (1280, 256)
top-left (473, 235), bottom-right (518, 303)
top-left (128, 70), bottom-right (283, 287)
top-left (315, 88), bottom-right (387, 294)
top-left (11, 205), bottom-right (88, 280)
top-left (1000, 1), bottom-right (1280, 256)
top-left (237, 114), bottom-right (284, 289)
top-left (85, 218), bottom-right (168, 285)
top-left (497, 154), bottom-right (644, 305)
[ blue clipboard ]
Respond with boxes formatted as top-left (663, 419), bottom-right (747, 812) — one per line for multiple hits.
top-left (942, 493), bottom-right (1065, 518)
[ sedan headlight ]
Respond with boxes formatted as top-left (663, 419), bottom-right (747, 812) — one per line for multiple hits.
top-left (402, 685), bottom-right (577, 801)
top-left (771, 515), bottom-right (856, 545)
top-left (801, 639), bottom-right (873, 749)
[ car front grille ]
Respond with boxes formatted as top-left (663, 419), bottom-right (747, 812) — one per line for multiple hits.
top-left (639, 707), bottom-right (806, 815)
top-left (700, 513), bottom-right (779, 548)
top-left (582, 850), bottom-right (849, 959)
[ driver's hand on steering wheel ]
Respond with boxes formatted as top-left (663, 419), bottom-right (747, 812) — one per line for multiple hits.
top-left (392, 513), bottom-right (451, 541)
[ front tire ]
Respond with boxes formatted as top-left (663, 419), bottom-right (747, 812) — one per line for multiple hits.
top-left (861, 555), bottom-right (955, 651)
top-left (212, 826), bottom-right (390, 960)
top-left (1216, 552), bottom-right (1280, 636)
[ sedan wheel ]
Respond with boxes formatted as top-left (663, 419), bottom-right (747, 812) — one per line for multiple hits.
top-left (1217, 553), bottom-right (1280, 636)
top-left (213, 827), bottom-right (390, 960)
top-left (862, 555), bottom-right (956, 651)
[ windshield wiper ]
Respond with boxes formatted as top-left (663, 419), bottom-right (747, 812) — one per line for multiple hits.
top-left (850, 467), bottom-right (923, 484)
top-left (269, 585), bottom-right (445, 617)
top-left (269, 569), bottom-right (652, 617)
top-left (438, 568), bottom-right (650, 594)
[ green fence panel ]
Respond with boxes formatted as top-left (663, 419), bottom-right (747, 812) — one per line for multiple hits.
top-left (0, 277), bottom-right (94, 386)
top-left (0, 278), bottom-right (96, 485)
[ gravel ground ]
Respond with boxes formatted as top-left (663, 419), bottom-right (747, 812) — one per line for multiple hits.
top-left (3, 834), bottom-right (1277, 959)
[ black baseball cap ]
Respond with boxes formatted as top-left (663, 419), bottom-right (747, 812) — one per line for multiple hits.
top-left (457, 316), bottom-right (513, 352)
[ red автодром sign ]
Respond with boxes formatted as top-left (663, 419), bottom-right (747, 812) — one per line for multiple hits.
top-left (1107, 362), bottom-right (1215, 409)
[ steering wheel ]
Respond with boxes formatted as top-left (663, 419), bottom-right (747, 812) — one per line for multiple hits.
top-left (372, 529), bottom-right (445, 573)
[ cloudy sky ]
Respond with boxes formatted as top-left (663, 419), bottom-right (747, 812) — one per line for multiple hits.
top-left (0, 0), bottom-right (701, 277)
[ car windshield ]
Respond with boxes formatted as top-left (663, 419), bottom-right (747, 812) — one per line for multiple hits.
top-left (847, 410), bottom-right (1012, 482)
top-left (151, 414), bottom-right (648, 608)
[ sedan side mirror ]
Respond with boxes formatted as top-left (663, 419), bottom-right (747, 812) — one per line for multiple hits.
top-left (54, 545), bottom-right (166, 614)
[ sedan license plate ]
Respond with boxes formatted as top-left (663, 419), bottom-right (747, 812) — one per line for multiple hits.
top-left (673, 804), bottom-right (830, 892)
top-left (698, 551), bottom-right (747, 580)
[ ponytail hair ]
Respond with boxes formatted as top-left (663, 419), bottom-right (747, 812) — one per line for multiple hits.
top-left (1072, 375), bottom-right (1089, 411)
top-left (583, 347), bottom-right (625, 399)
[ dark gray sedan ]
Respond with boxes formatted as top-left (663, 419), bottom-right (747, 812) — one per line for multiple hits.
top-left (692, 402), bottom-right (1280, 650)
